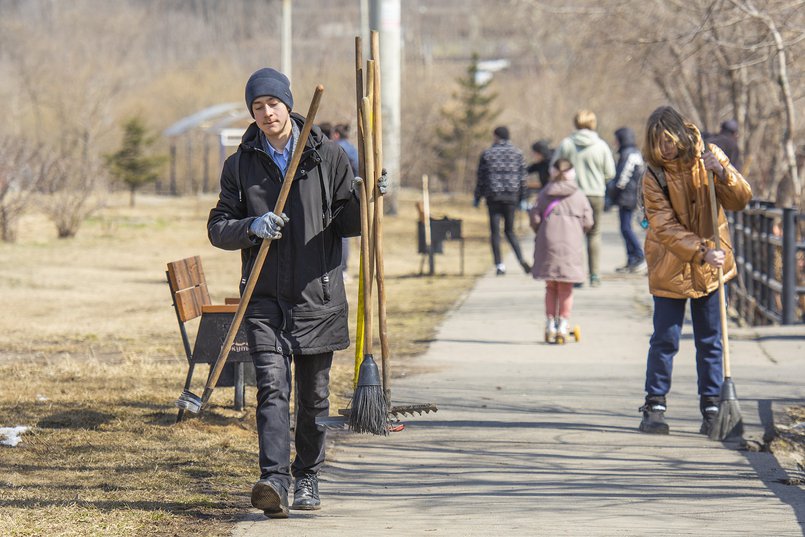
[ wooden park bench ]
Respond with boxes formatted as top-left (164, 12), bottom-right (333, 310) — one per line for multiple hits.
top-left (166, 256), bottom-right (255, 422)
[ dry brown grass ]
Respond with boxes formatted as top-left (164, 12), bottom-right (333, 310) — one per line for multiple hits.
top-left (0, 188), bottom-right (499, 536)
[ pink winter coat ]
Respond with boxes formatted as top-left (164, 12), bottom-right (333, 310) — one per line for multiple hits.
top-left (529, 178), bottom-right (593, 283)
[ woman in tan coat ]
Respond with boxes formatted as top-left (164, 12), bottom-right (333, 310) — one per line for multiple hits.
top-left (638, 106), bottom-right (752, 436)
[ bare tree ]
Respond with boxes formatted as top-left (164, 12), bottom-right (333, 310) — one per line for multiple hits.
top-left (726, 0), bottom-right (803, 207)
top-left (0, 137), bottom-right (47, 242)
top-left (39, 142), bottom-right (107, 239)
top-left (539, 0), bottom-right (805, 207)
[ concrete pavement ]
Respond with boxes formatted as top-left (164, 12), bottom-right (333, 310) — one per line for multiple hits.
top-left (233, 211), bottom-right (805, 536)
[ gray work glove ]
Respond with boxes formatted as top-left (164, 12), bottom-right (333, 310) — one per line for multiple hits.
top-left (352, 175), bottom-right (364, 191)
top-left (377, 168), bottom-right (389, 195)
top-left (249, 211), bottom-right (289, 239)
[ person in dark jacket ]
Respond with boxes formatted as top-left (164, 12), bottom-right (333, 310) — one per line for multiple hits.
top-left (526, 139), bottom-right (553, 192)
top-left (609, 127), bottom-right (646, 273)
top-left (705, 119), bottom-right (742, 172)
top-left (207, 68), bottom-right (362, 519)
top-left (332, 123), bottom-right (359, 282)
top-left (474, 126), bottom-right (531, 275)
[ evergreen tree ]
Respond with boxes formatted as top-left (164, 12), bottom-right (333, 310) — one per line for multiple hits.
top-left (434, 53), bottom-right (500, 193)
top-left (106, 117), bottom-right (165, 207)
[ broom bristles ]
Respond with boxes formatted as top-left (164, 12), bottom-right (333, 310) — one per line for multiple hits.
top-left (709, 400), bottom-right (744, 440)
top-left (348, 354), bottom-right (388, 435)
top-left (349, 385), bottom-right (388, 435)
top-left (709, 378), bottom-right (745, 441)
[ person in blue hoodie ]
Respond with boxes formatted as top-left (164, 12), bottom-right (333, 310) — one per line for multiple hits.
top-left (608, 127), bottom-right (646, 273)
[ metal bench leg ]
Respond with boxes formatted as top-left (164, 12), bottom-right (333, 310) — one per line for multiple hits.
top-left (234, 362), bottom-right (245, 411)
top-left (176, 362), bottom-right (197, 423)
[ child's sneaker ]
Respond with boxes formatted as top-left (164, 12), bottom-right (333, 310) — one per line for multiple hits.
top-left (544, 317), bottom-right (557, 343)
top-left (555, 317), bottom-right (569, 344)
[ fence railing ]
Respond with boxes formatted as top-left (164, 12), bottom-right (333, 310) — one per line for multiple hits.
top-left (727, 201), bottom-right (804, 325)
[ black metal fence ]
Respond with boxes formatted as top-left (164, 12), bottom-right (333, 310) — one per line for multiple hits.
top-left (727, 201), bottom-right (805, 325)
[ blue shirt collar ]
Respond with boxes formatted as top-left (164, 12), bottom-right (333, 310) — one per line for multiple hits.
top-left (260, 120), bottom-right (299, 176)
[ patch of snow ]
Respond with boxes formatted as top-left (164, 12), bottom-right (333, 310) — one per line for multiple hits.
top-left (0, 426), bottom-right (30, 447)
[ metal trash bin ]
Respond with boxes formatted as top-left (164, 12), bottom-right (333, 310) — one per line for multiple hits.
top-left (417, 217), bottom-right (464, 275)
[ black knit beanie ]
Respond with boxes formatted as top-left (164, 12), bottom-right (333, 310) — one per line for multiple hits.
top-left (245, 68), bottom-right (294, 117)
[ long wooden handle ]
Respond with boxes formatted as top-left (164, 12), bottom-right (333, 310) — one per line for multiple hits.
top-left (360, 95), bottom-right (376, 356)
top-left (371, 31), bottom-right (391, 405)
top-left (353, 36), bottom-right (367, 386)
top-left (705, 152), bottom-right (732, 378)
top-left (201, 85), bottom-right (325, 406)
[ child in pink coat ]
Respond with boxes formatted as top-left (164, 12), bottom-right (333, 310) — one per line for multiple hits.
top-left (529, 159), bottom-right (594, 342)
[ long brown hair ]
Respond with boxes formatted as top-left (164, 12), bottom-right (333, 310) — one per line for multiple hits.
top-left (643, 106), bottom-right (699, 168)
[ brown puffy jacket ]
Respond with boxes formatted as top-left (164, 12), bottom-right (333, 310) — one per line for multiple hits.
top-left (643, 131), bottom-right (752, 299)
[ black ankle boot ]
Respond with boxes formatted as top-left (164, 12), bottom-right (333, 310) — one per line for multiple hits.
top-left (291, 473), bottom-right (320, 510)
top-left (699, 396), bottom-right (720, 435)
top-left (639, 396), bottom-right (669, 435)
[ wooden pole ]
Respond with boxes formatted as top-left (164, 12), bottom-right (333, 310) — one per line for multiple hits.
top-left (353, 36), bottom-right (366, 386)
top-left (371, 30), bottom-right (391, 406)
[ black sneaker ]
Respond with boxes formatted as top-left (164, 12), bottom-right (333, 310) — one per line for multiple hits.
top-left (251, 479), bottom-right (289, 519)
top-left (639, 403), bottom-right (669, 434)
top-left (700, 406), bottom-right (719, 435)
top-left (291, 474), bottom-right (321, 511)
top-left (520, 260), bottom-right (532, 274)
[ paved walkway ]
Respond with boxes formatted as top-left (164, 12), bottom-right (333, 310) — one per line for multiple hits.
top-left (233, 212), bottom-right (805, 536)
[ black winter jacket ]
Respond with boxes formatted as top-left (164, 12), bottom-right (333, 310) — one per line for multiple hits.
top-left (610, 127), bottom-right (645, 210)
top-left (474, 140), bottom-right (527, 205)
top-left (207, 114), bottom-right (361, 355)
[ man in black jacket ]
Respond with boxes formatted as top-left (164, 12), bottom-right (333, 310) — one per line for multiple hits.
top-left (208, 68), bottom-right (362, 518)
top-left (474, 126), bottom-right (530, 275)
top-left (608, 127), bottom-right (646, 273)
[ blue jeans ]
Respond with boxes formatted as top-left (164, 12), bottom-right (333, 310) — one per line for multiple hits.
top-left (252, 350), bottom-right (332, 490)
top-left (645, 291), bottom-right (723, 400)
top-left (618, 206), bottom-right (644, 266)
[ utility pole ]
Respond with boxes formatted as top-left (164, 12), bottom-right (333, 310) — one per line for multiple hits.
top-left (281, 0), bottom-right (292, 82)
top-left (369, 0), bottom-right (400, 214)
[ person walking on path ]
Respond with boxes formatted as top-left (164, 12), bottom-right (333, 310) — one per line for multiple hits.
top-left (638, 105), bottom-right (751, 436)
top-left (474, 125), bottom-right (531, 276)
top-left (529, 158), bottom-right (593, 343)
top-left (332, 123), bottom-right (360, 282)
top-left (526, 139), bottom-right (553, 192)
top-left (207, 68), bottom-right (363, 518)
top-left (705, 119), bottom-right (742, 172)
top-left (608, 127), bottom-right (646, 273)
top-left (551, 110), bottom-right (616, 287)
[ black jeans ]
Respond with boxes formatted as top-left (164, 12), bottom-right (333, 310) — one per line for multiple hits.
top-left (486, 201), bottom-right (525, 266)
top-left (252, 350), bottom-right (332, 491)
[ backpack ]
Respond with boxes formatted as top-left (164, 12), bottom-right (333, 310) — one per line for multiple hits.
top-left (636, 164), bottom-right (669, 230)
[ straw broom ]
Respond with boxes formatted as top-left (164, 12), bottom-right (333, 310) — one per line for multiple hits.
top-left (347, 53), bottom-right (387, 435)
top-left (705, 149), bottom-right (744, 441)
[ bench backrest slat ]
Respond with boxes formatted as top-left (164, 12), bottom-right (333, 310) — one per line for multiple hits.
top-left (167, 256), bottom-right (211, 322)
